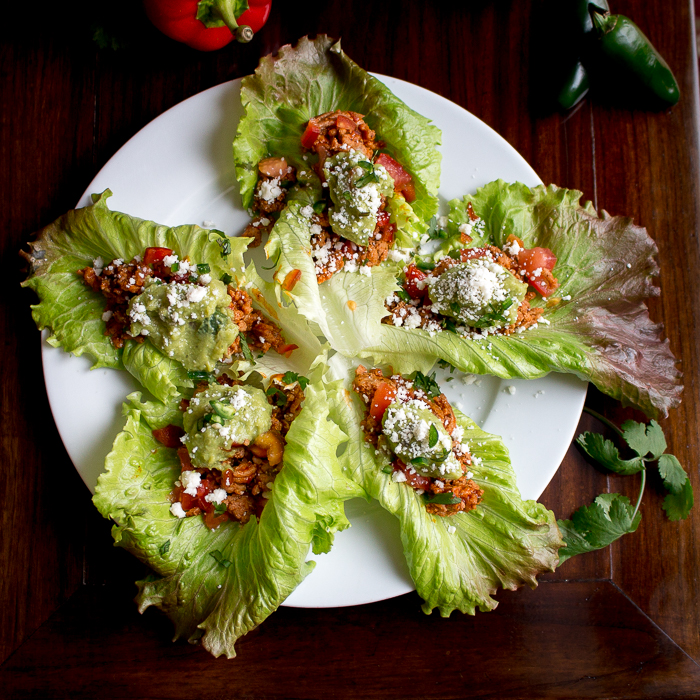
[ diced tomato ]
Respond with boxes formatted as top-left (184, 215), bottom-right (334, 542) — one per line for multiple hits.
top-left (369, 382), bottom-right (397, 421)
top-left (376, 211), bottom-right (391, 228)
top-left (517, 247), bottom-right (558, 296)
top-left (180, 492), bottom-right (197, 511)
top-left (394, 460), bottom-right (432, 491)
top-left (336, 114), bottom-right (358, 132)
top-left (177, 447), bottom-right (193, 471)
top-left (301, 120), bottom-right (322, 149)
top-left (403, 264), bottom-right (428, 300)
top-left (375, 153), bottom-right (416, 202)
top-left (152, 424), bottom-right (185, 448)
top-left (279, 343), bottom-right (298, 357)
top-left (143, 247), bottom-right (173, 265)
top-left (460, 247), bottom-right (488, 263)
top-left (466, 202), bottom-right (479, 221)
top-left (203, 510), bottom-right (228, 530)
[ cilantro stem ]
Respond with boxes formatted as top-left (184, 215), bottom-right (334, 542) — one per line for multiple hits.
top-left (583, 407), bottom-right (624, 439)
top-left (632, 469), bottom-right (646, 520)
top-left (583, 407), bottom-right (647, 520)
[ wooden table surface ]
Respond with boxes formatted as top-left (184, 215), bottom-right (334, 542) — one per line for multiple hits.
top-left (3, 0), bottom-right (700, 697)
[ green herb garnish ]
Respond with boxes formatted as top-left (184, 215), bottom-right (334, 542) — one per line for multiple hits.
top-left (415, 259), bottom-right (436, 271)
top-left (266, 385), bottom-right (288, 407)
top-left (170, 262), bottom-right (180, 273)
top-left (197, 263), bottom-right (211, 274)
top-left (558, 410), bottom-right (694, 565)
top-left (214, 502), bottom-right (228, 516)
top-left (428, 424), bottom-right (439, 448)
top-left (220, 273), bottom-right (233, 285)
top-left (427, 216), bottom-right (448, 240)
top-left (312, 200), bottom-right (326, 214)
top-left (281, 371), bottom-right (310, 390)
top-left (198, 311), bottom-right (227, 336)
top-left (239, 334), bottom-right (254, 362)
top-left (411, 371), bottom-right (441, 398)
top-left (382, 466), bottom-right (394, 475)
top-left (396, 288), bottom-right (411, 303)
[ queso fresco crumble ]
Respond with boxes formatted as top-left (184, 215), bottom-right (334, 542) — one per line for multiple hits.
top-left (384, 207), bottom-right (560, 338)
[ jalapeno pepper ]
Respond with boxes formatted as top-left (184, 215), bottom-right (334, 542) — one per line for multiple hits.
top-left (591, 11), bottom-right (680, 107)
top-left (143, 0), bottom-right (272, 51)
top-left (557, 60), bottom-right (591, 110)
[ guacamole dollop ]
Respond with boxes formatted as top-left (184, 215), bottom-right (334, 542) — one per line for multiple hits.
top-left (182, 384), bottom-right (272, 469)
top-left (128, 279), bottom-right (239, 371)
top-left (324, 151), bottom-right (394, 247)
top-left (382, 399), bottom-right (463, 480)
top-left (428, 259), bottom-right (527, 329)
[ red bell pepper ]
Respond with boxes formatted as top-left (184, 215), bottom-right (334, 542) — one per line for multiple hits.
top-left (144, 0), bottom-right (272, 52)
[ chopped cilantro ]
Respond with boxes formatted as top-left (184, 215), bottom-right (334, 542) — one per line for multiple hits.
top-left (312, 200), bottom-right (327, 214)
top-left (428, 424), bottom-right (439, 448)
top-left (427, 216), bottom-right (448, 240)
top-left (220, 273), bottom-right (233, 285)
top-left (239, 334), bottom-right (254, 362)
top-left (214, 502), bottom-right (227, 516)
top-left (281, 371), bottom-right (309, 390)
top-left (411, 371), bottom-right (441, 398)
top-left (356, 171), bottom-right (380, 188)
top-left (266, 385), bottom-right (288, 407)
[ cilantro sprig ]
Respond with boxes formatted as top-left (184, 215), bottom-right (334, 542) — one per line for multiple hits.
top-left (558, 408), bottom-right (694, 565)
top-left (411, 371), bottom-right (441, 398)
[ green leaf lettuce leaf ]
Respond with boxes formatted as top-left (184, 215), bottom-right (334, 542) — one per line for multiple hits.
top-left (233, 35), bottom-right (441, 233)
top-left (326, 366), bottom-right (563, 616)
top-left (93, 371), bottom-right (365, 658)
top-left (359, 181), bottom-right (681, 418)
top-left (22, 190), bottom-right (251, 402)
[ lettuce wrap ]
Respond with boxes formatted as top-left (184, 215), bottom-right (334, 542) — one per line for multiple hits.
top-left (326, 362), bottom-right (563, 615)
top-left (233, 35), bottom-right (441, 247)
top-left (93, 364), bottom-right (365, 658)
top-left (20, 190), bottom-right (301, 403)
top-left (272, 181), bottom-right (681, 418)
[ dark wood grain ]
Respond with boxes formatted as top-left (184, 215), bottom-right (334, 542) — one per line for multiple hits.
top-left (2, 0), bottom-right (699, 696)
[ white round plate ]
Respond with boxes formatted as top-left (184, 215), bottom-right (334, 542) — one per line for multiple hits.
top-left (42, 76), bottom-right (587, 608)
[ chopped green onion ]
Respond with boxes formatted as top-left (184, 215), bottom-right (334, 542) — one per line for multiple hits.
top-left (396, 288), bottom-right (411, 302)
top-left (187, 370), bottom-right (215, 383)
top-left (425, 492), bottom-right (462, 505)
top-left (197, 263), bottom-right (211, 274)
top-left (262, 250), bottom-right (281, 270)
top-left (415, 259), bottom-right (435, 271)
top-left (220, 273), bottom-right (233, 285)
top-left (382, 466), bottom-right (394, 475)
top-left (170, 262), bottom-right (180, 273)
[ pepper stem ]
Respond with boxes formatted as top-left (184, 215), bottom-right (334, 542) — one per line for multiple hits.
top-left (197, 0), bottom-right (249, 34)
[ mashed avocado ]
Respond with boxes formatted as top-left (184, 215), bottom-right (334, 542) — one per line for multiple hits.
top-left (382, 400), bottom-right (463, 480)
top-left (128, 279), bottom-right (239, 371)
top-left (182, 384), bottom-right (272, 469)
top-left (324, 151), bottom-right (394, 247)
top-left (428, 259), bottom-right (527, 329)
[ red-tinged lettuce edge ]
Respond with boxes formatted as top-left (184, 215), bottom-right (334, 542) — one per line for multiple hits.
top-left (361, 182), bottom-right (682, 418)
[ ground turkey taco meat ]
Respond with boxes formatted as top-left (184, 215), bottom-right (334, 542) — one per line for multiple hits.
top-left (78, 246), bottom-right (295, 363)
top-left (153, 372), bottom-right (308, 528)
top-left (352, 365), bottom-right (482, 517)
top-left (251, 110), bottom-right (416, 282)
top-left (385, 213), bottom-right (559, 338)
